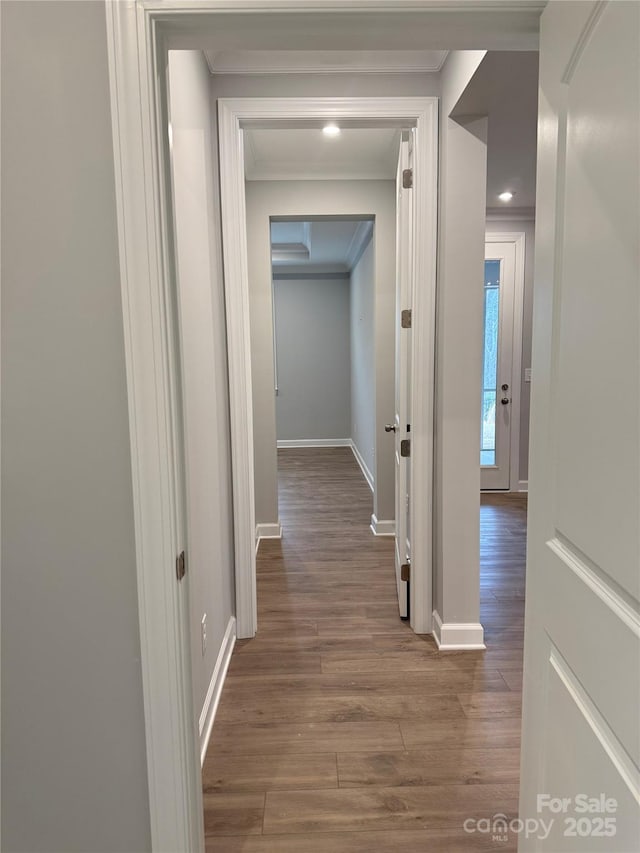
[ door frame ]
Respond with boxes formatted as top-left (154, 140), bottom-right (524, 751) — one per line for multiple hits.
top-left (218, 96), bottom-right (437, 639)
top-left (104, 2), bottom-right (539, 850)
top-left (484, 230), bottom-right (526, 492)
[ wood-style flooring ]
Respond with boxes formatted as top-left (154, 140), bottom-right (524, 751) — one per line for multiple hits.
top-left (204, 448), bottom-right (527, 851)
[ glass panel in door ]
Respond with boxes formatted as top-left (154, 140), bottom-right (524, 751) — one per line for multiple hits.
top-left (481, 259), bottom-right (501, 467)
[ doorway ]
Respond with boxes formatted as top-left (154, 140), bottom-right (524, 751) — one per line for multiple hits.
top-left (481, 232), bottom-right (526, 492)
top-left (218, 96), bottom-right (437, 639)
top-left (270, 216), bottom-right (375, 471)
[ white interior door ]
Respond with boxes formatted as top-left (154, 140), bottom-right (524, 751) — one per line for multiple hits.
top-left (480, 241), bottom-right (516, 490)
top-left (390, 131), bottom-right (414, 619)
top-left (520, 2), bottom-right (640, 850)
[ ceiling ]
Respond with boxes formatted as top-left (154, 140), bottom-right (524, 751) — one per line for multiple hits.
top-left (271, 219), bottom-right (373, 273)
top-left (245, 127), bottom-right (401, 182)
top-left (237, 50), bottom-right (539, 211)
top-left (453, 51), bottom-right (539, 213)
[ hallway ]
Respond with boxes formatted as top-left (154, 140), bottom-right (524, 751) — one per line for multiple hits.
top-left (203, 448), bottom-right (525, 851)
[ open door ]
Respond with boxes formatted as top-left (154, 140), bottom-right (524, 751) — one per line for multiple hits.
top-left (389, 130), bottom-right (414, 619)
top-left (520, 2), bottom-right (640, 849)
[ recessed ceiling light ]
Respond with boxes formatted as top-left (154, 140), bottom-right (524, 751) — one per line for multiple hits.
top-left (498, 191), bottom-right (515, 202)
top-left (322, 123), bottom-right (341, 138)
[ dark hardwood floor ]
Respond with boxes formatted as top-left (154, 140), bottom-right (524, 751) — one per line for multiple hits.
top-left (203, 448), bottom-right (527, 851)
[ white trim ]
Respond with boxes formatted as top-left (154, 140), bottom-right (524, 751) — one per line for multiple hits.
top-left (219, 96), bottom-right (437, 640)
top-left (406, 101), bottom-right (438, 635)
top-left (350, 441), bottom-right (374, 492)
top-left (217, 107), bottom-right (258, 645)
top-left (484, 231), bottom-right (526, 493)
top-left (518, 479), bottom-right (529, 492)
top-left (370, 515), bottom-right (395, 536)
top-left (547, 536), bottom-right (640, 637)
top-left (277, 438), bottom-right (351, 448)
top-left (105, 4), bottom-right (204, 851)
top-left (346, 220), bottom-right (374, 270)
top-left (432, 610), bottom-right (486, 651)
top-left (256, 522), bottom-right (283, 540)
top-left (549, 645), bottom-right (640, 802)
top-left (198, 617), bottom-right (236, 765)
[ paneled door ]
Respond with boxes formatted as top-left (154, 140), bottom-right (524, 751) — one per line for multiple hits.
top-left (519, 2), bottom-right (640, 850)
top-left (480, 240), bottom-right (516, 490)
top-left (390, 130), bottom-right (414, 619)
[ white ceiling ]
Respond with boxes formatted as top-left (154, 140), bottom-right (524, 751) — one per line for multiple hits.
top-left (245, 127), bottom-right (401, 182)
top-left (271, 219), bottom-right (373, 272)
top-left (238, 50), bottom-right (539, 210)
top-left (453, 51), bottom-right (539, 213)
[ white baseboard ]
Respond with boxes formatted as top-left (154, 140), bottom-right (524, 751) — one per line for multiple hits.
top-left (370, 514), bottom-right (395, 536)
top-left (256, 521), bottom-right (283, 540)
top-left (277, 438), bottom-right (351, 448)
top-left (199, 616), bottom-right (236, 765)
top-left (350, 441), bottom-right (374, 492)
top-left (518, 480), bottom-right (528, 492)
top-left (432, 610), bottom-right (485, 650)
top-left (255, 522), bottom-right (283, 554)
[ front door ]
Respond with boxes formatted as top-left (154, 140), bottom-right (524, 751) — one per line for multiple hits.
top-left (480, 240), bottom-right (516, 490)
top-left (519, 2), bottom-right (640, 849)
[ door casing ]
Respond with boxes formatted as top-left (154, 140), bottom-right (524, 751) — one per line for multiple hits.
top-left (482, 231), bottom-right (526, 492)
top-left (217, 96), bottom-right (437, 640)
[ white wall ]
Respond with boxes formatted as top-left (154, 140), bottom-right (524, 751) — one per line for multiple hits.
top-left (211, 72), bottom-right (439, 101)
top-left (434, 51), bottom-right (488, 630)
top-left (1, 2), bottom-right (151, 850)
top-left (485, 217), bottom-right (535, 484)
top-left (274, 275), bottom-right (351, 442)
top-left (350, 234), bottom-right (376, 485)
top-left (167, 51), bottom-right (236, 753)
top-left (245, 180), bottom-right (396, 528)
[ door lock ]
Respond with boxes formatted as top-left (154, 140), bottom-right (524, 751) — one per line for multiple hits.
top-left (501, 397), bottom-right (510, 405)
top-left (384, 424), bottom-right (398, 433)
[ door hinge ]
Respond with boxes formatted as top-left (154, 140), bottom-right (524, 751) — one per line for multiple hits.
top-left (400, 563), bottom-right (411, 582)
top-left (401, 309), bottom-right (412, 329)
top-left (402, 168), bottom-right (413, 189)
top-left (400, 439), bottom-right (411, 457)
top-left (176, 550), bottom-right (186, 581)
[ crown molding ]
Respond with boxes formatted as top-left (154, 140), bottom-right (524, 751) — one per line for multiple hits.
top-left (346, 220), bottom-right (374, 269)
top-left (271, 242), bottom-right (310, 263)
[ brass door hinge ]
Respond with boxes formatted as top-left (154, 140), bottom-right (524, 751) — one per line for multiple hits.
top-left (401, 309), bottom-right (412, 329)
top-left (400, 439), bottom-right (411, 458)
top-left (401, 563), bottom-right (411, 582)
top-left (176, 550), bottom-right (186, 581)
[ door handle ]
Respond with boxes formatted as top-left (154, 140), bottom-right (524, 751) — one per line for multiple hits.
top-left (501, 397), bottom-right (510, 405)
top-left (385, 424), bottom-right (398, 432)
